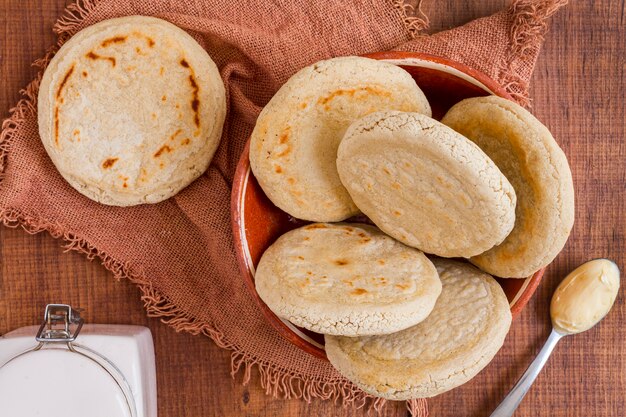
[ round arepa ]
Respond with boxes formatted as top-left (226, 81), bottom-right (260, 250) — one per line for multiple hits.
top-left (249, 56), bottom-right (431, 222)
top-left (442, 96), bottom-right (575, 277)
top-left (336, 111), bottom-right (517, 258)
top-left (325, 258), bottom-right (512, 400)
top-left (254, 223), bottom-right (441, 336)
top-left (38, 16), bottom-right (226, 206)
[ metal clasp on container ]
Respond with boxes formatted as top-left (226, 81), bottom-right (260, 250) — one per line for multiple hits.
top-left (35, 304), bottom-right (84, 342)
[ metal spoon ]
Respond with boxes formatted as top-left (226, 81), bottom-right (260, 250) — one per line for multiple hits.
top-left (490, 258), bottom-right (620, 417)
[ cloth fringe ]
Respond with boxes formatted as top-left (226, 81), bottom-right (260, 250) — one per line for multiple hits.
top-left (501, 0), bottom-right (568, 106)
top-left (407, 398), bottom-right (429, 416)
top-left (391, 0), bottom-right (429, 39)
top-left (53, 0), bottom-right (100, 43)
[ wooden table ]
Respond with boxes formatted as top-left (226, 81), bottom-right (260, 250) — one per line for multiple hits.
top-left (1, 1), bottom-right (624, 416)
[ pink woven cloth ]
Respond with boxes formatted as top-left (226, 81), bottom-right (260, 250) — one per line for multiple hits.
top-left (0, 0), bottom-right (566, 414)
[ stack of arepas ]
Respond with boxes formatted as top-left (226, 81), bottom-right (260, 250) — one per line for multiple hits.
top-left (249, 56), bottom-right (574, 399)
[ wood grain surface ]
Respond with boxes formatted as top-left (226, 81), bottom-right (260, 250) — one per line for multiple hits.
top-left (1, 1), bottom-right (624, 416)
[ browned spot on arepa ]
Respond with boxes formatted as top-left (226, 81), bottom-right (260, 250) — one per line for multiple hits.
top-left (56, 65), bottom-right (75, 99)
top-left (139, 168), bottom-right (148, 182)
top-left (278, 126), bottom-right (291, 144)
top-left (154, 145), bottom-right (173, 158)
top-left (276, 126), bottom-right (292, 157)
top-left (317, 86), bottom-right (391, 110)
top-left (169, 129), bottom-right (182, 141)
top-left (101, 35), bottom-right (127, 47)
top-left (304, 224), bottom-right (327, 230)
top-left (351, 288), bottom-right (368, 295)
top-left (53, 111), bottom-right (60, 146)
top-left (276, 146), bottom-right (291, 157)
top-left (118, 175), bottom-right (129, 189)
top-left (54, 64), bottom-right (76, 146)
top-left (334, 259), bottom-right (349, 266)
top-left (191, 95), bottom-right (200, 123)
top-left (102, 157), bottom-right (119, 169)
top-left (85, 51), bottom-right (116, 66)
top-left (180, 58), bottom-right (201, 129)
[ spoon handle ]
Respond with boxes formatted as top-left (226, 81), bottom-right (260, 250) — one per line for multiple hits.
top-left (490, 329), bottom-right (564, 417)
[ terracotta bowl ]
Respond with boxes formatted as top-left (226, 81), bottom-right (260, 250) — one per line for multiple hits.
top-left (231, 51), bottom-right (544, 360)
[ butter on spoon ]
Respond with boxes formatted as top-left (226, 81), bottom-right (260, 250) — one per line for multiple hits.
top-left (491, 259), bottom-right (621, 417)
top-left (551, 259), bottom-right (620, 334)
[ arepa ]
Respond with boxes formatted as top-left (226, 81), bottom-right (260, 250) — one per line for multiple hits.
top-left (38, 16), bottom-right (226, 206)
top-left (442, 96), bottom-right (575, 277)
top-left (336, 111), bottom-right (516, 258)
top-left (254, 223), bottom-right (441, 336)
top-left (249, 56), bottom-right (431, 222)
top-left (325, 258), bottom-right (512, 400)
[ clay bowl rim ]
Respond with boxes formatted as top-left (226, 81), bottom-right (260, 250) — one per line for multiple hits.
top-left (231, 51), bottom-right (545, 361)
